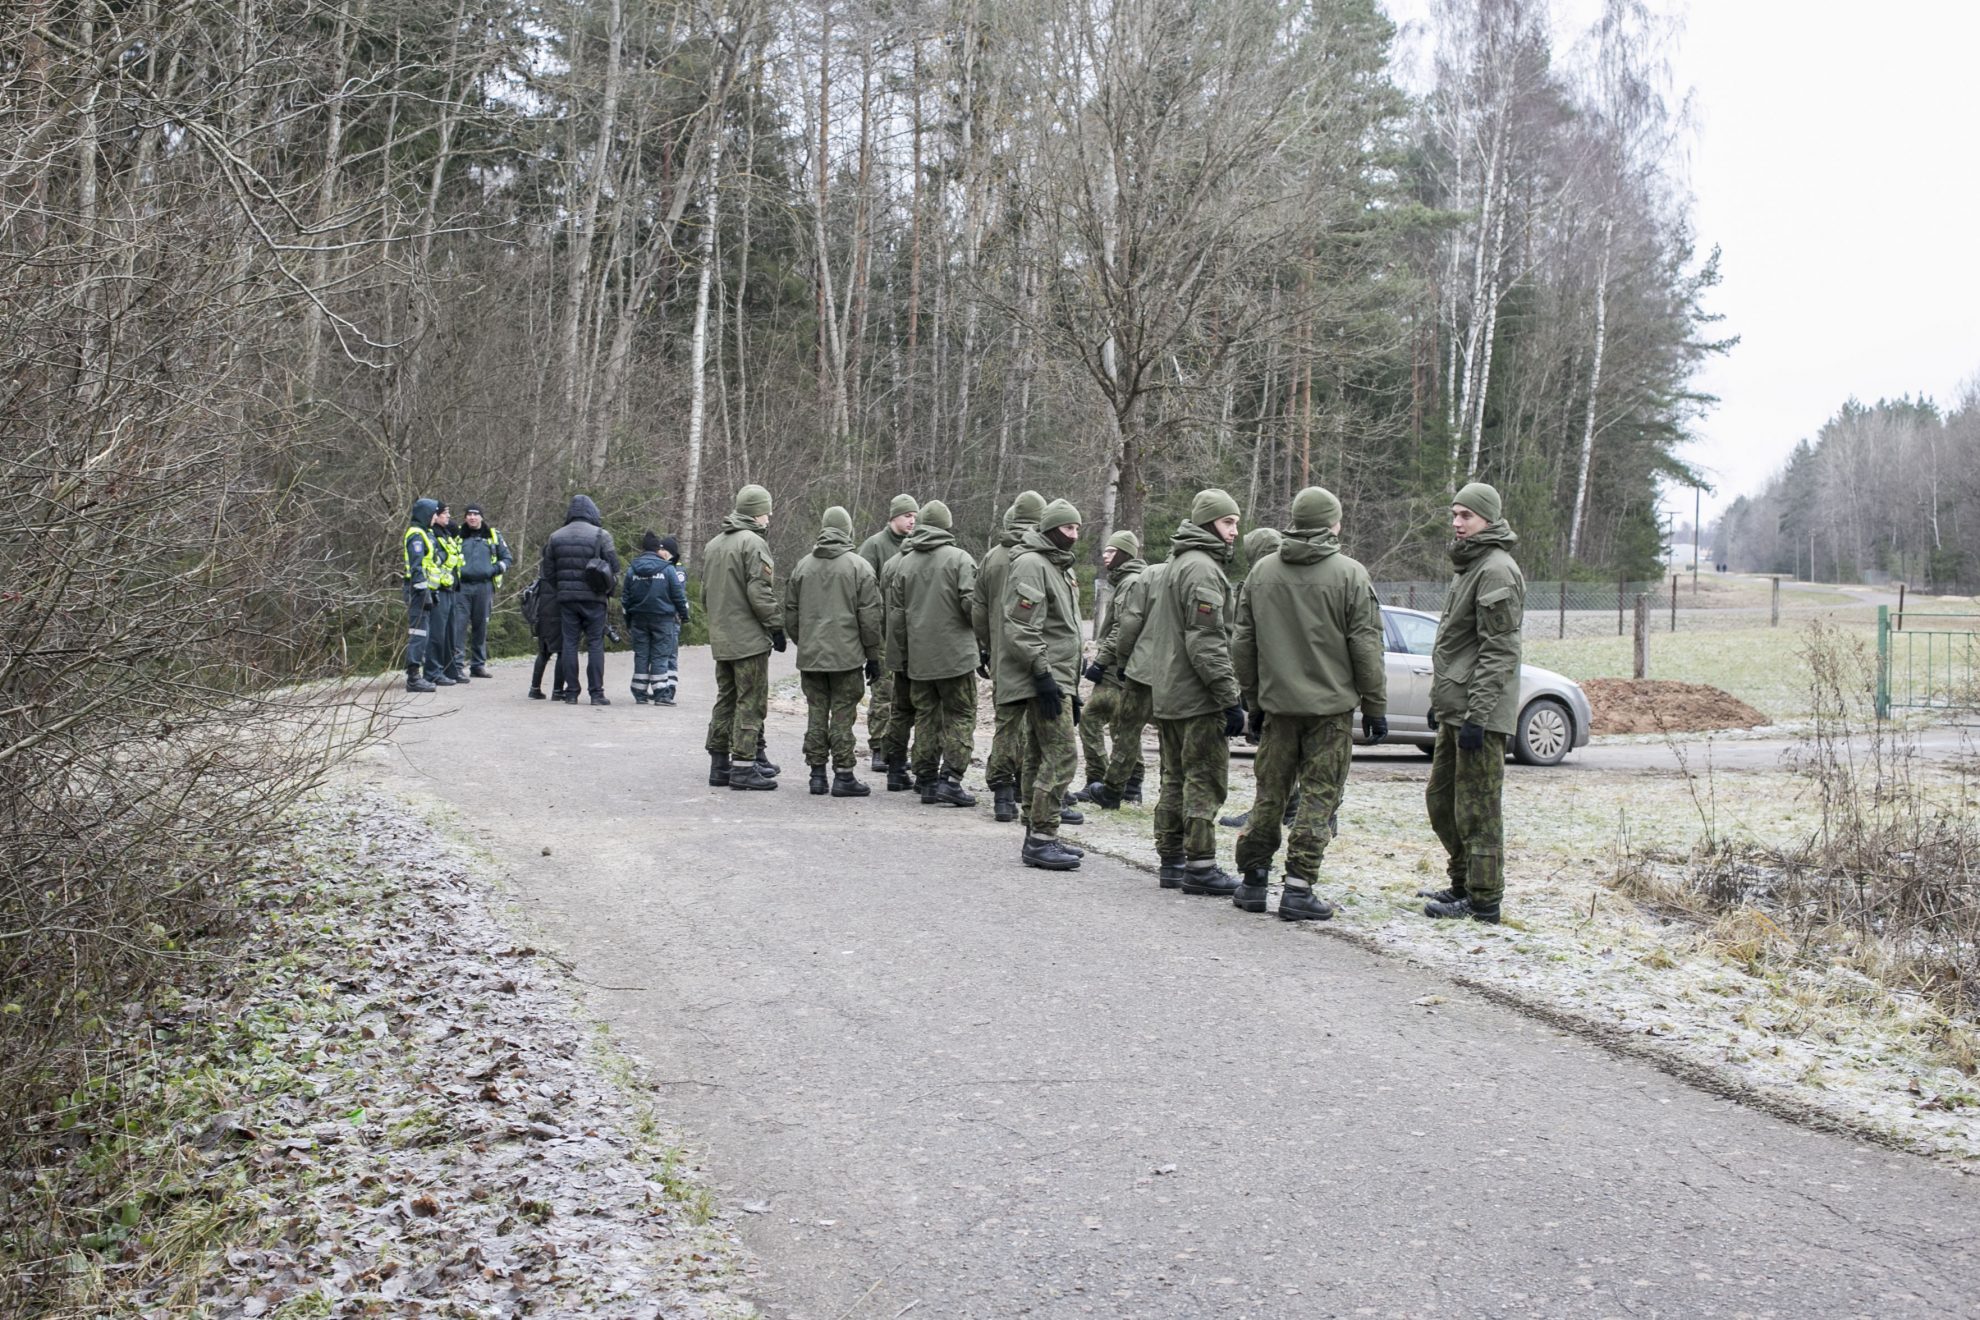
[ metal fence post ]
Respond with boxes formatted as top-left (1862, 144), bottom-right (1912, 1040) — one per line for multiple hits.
top-left (1770, 576), bottom-right (1780, 627)
top-left (1876, 605), bottom-right (1890, 719)
top-left (1670, 574), bottom-right (1678, 632)
top-left (1558, 579), bottom-right (1566, 640)
top-left (1617, 576), bottom-right (1626, 637)
top-left (1633, 594), bottom-right (1650, 679)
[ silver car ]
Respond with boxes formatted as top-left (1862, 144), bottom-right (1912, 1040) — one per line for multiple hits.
top-left (1380, 606), bottom-right (1592, 766)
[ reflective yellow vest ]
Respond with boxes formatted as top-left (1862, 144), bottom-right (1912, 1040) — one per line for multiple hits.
top-left (437, 532), bottom-right (465, 587)
top-left (404, 524), bottom-right (442, 588)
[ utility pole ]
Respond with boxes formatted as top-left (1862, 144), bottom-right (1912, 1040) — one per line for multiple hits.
top-left (1692, 484), bottom-right (1701, 592)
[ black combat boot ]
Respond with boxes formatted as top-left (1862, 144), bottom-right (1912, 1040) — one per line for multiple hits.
top-left (654, 686), bottom-right (676, 706)
top-left (918, 773), bottom-right (938, 804)
top-left (527, 687), bottom-right (545, 699)
top-left (992, 783), bottom-right (1019, 823)
top-left (809, 765), bottom-right (829, 795)
top-left (708, 754), bottom-right (732, 787)
top-left (754, 745), bottom-right (780, 776)
top-left (1277, 882), bottom-right (1335, 922)
top-left (1181, 861), bottom-right (1241, 897)
top-left (590, 693), bottom-right (612, 706)
top-left (931, 774), bottom-right (977, 807)
top-left (1123, 769), bottom-right (1144, 805)
top-left (432, 674), bottom-right (458, 687)
top-left (1231, 866), bottom-right (1270, 914)
top-left (471, 666), bottom-right (494, 679)
top-left (728, 761), bottom-right (779, 791)
top-left (1415, 883), bottom-right (1464, 903)
top-left (633, 690), bottom-right (651, 705)
top-left (406, 669), bottom-right (436, 693)
top-left (1021, 833), bottom-right (1083, 871)
top-left (1085, 782), bottom-right (1123, 810)
top-left (1157, 855), bottom-right (1187, 889)
top-left (831, 768), bottom-right (871, 797)
top-left (1059, 796), bottom-right (1084, 825)
top-left (870, 750), bottom-right (888, 773)
top-left (886, 758), bottom-right (914, 792)
top-left (1425, 895), bottom-right (1500, 923)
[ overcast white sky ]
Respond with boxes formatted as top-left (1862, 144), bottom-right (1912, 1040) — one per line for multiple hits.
top-left (1383, 0), bottom-right (1980, 526)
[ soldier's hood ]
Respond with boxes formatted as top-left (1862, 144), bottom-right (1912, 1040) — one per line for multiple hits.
top-left (997, 519), bottom-right (1030, 550)
top-left (1169, 518), bottom-right (1234, 564)
top-left (1450, 521), bottom-right (1518, 567)
top-left (812, 527), bottom-right (856, 558)
top-left (1016, 527), bottom-right (1074, 568)
top-left (716, 511), bottom-right (760, 537)
top-left (1109, 556), bottom-right (1147, 583)
top-left (1277, 528), bottom-right (1340, 565)
top-left (410, 497), bottom-right (438, 527)
top-left (907, 525), bottom-right (956, 553)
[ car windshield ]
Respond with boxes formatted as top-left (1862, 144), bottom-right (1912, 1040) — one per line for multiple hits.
top-left (1390, 612), bottom-right (1437, 657)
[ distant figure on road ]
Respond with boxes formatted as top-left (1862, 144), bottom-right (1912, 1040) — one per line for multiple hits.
top-left (1422, 481), bottom-right (1526, 924)
top-left (457, 504), bottom-right (513, 679)
top-left (1230, 486), bottom-right (1387, 922)
top-left (1005, 499), bottom-right (1086, 870)
top-left (624, 531), bottom-right (689, 706)
top-left (401, 497), bottom-right (442, 693)
top-left (975, 490), bottom-right (1045, 822)
top-left (785, 506), bottom-right (882, 797)
top-left (858, 495), bottom-right (919, 771)
top-left (540, 494), bottom-right (619, 706)
top-left (703, 484), bottom-right (782, 791)
top-left (888, 499), bottom-right (980, 807)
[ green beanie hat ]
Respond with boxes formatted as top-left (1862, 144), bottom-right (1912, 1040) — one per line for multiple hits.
top-left (1012, 490), bottom-right (1047, 525)
top-left (1243, 527), bottom-right (1281, 561)
top-left (920, 499), bottom-right (952, 530)
top-left (1191, 487), bottom-right (1241, 526)
top-left (735, 483), bottom-right (773, 518)
top-left (888, 493), bottom-right (920, 519)
top-left (822, 505), bottom-right (853, 534)
top-left (1039, 498), bottom-right (1081, 532)
top-left (1291, 486), bottom-right (1343, 531)
top-left (1453, 481), bottom-right (1503, 524)
top-left (1106, 530), bottom-right (1140, 558)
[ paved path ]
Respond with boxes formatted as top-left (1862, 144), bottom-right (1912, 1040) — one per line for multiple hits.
top-left (356, 646), bottom-right (1979, 1319)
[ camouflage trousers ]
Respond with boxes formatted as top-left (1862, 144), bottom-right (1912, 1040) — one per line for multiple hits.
top-left (878, 672), bottom-right (919, 764)
top-left (866, 667), bottom-right (896, 755)
top-left (1019, 697), bottom-right (1078, 838)
top-left (800, 667), bottom-right (866, 770)
top-left (1234, 712), bottom-right (1352, 880)
top-left (1102, 679), bottom-right (1150, 795)
top-left (1077, 680), bottom-right (1137, 786)
top-left (1154, 713), bottom-right (1231, 861)
top-left (986, 697), bottom-right (1032, 790)
top-left (705, 652), bottom-right (770, 761)
top-left (911, 673), bottom-right (978, 780)
top-left (1425, 724), bottom-right (1507, 904)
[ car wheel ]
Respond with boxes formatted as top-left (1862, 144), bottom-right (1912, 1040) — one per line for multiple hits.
top-left (1513, 698), bottom-right (1573, 767)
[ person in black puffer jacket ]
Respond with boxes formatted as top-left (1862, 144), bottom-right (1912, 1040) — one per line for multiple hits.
top-left (527, 572), bottom-right (570, 700)
top-left (539, 494), bottom-right (619, 704)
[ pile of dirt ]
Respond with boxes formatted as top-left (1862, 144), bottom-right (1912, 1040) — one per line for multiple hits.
top-left (1581, 678), bottom-right (1771, 735)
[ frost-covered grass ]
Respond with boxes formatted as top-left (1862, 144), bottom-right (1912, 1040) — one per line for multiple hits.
top-left (1527, 623), bottom-right (1878, 722)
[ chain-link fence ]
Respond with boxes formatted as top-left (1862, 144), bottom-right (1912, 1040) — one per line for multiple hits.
top-left (1373, 575), bottom-right (1882, 639)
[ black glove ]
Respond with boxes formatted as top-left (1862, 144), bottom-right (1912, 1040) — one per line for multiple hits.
top-left (1072, 695), bottom-right (1083, 727)
top-left (1034, 672), bottom-right (1064, 722)
top-left (1427, 707), bottom-right (1439, 731)
top-left (977, 648), bottom-right (991, 680)
top-left (1363, 713), bottom-right (1389, 744)
top-left (606, 625), bottom-right (623, 644)
top-left (1457, 721), bottom-right (1485, 751)
top-left (1082, 660), bottom-right (1106, 684)
top-left (864, 658), bottom-right (881, 684)
top-left (1222, 704), bottom-right (1246, 739)
top-left (421, 588), bottom-right (436, 609)
top-left (770, 629), bottom-right (787, 653)
top-left (1245, 706), bottom-right (1264, 743)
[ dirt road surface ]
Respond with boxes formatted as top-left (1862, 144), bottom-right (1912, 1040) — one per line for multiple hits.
top-left (356, 646), bottom-right (1979, 1319)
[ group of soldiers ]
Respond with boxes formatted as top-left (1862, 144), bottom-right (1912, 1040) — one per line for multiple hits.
top-left (694, 478), bottom-right (1524, 923)
top-left (401, 498), bottom-right (515, 691)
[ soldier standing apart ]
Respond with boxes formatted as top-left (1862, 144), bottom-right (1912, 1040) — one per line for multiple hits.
top-left (784, 506), bottom-right (882, 798)
top-left (888, 500), bottom-right (980, 806)
top-left (1423, 482), bottom-right (1525, 923)
top-left (1230, 487), bottom-right (1387, 921)
top-left (974, 490), bottom-right (1046, 822)
top-left (457, 505), bottom-right (513, 679)
top-left (1005, 500), bottom-right (1086, 871)
top-left (859, 496), bottom-right (919, 770)
top-left (703, 484), bottom-right (784, 791)
top-left (423, 503), bottom-right (465, 686)
top-left (1130, 489), bottom-right (1247, 896)
top-left (1077, 531), bottom-right (1145, 805)
top-left (1085, 533), bottom-right (1164, 809)
top-left (401, 497), bottom-right (442, 693)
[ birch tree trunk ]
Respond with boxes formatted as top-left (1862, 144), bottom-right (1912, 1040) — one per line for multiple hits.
top-left (684, 132), bottom-right (722, 554)
top-left (1567, 216), bottom-right (1613, 559)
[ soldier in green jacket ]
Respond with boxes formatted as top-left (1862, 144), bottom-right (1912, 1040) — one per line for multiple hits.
top-left (887, 500), bottom-right (980, 806)
top-left (1128, 489), bottom-right (1247, 896)
top-left (703, 484), bottom-right (784, 792)
top-left (1230, 487), bottom-right (1387, 921)
top-left (785, 506), bottom-right (883, 798)
top-left (1422, 481), bottom-right (1525, 923)
top-left (974, 489), bottom-right (1045, 822)
top-left (1004, 499), bottom-right (1087, 871)
top-left (860, 495), bottom-right (919, 770)
top-left (1077, 530), bottom-right (1145, 805)
top-left (1088, 547), bottom-right (1166, 808)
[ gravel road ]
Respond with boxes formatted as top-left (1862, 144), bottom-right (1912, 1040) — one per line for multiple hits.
top-left (356, 645), bottom-right (1979, 1319)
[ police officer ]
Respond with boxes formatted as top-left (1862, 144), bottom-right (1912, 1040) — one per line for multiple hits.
top-left (423, 503), bottom-right (465, 686)
top-left (974, 490), bottom-right (1045, 822)
top-left (784, 507), bottom-right (883, 797)
top-left (1129, 489), bottom-right (1246, 895)
top-left (402, 498), bottom-right (442, 693)
top-left (703, 484), bottom-right (783, 791)
top-left (860, 495), bottom-right (920, 770)
top-left (1422, 482), bottom-right (1525, 923)
top-left (1230, 487), bottom-right (1386, 921)
top-left (1077, 530), bottom-right (1145, 805)
top-left (1005, 499), bottom-right (1086, 870)
top-left (457, 505), bottom-right (513, 679)
top-left (887, 499), bottom-right (980, 806)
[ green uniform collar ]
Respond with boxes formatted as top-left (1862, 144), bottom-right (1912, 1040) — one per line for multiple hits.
top-left (1450, 522), bottom-right (1518, 568)
top-left (1168, 518), bottom-right (1234, 565)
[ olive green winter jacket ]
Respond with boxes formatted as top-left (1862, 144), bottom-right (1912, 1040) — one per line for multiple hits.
top-left (972, 518), bottom-right (1026, 654)
top-left (784, 526), bottom-right (883, 673)
top-left (887, 525), bottom-right (979, 681)
top-left (702, 513), bottom-right (779, 661)
top-left (1088, 556), bottom-right (1146, 690)
top-left (1096, 558), bottom-right (1166, 677)
top-left (858, 525), bottom-right (911, 585)
top-left (1126, 520), bottom-right (1241, 721)
top-left (1430, 523), bottom-right (1526, 735)
top-left (1003, 529), bottom-right (1082, 689)
top-left (1232, 528), bottom-right (1386, 719)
